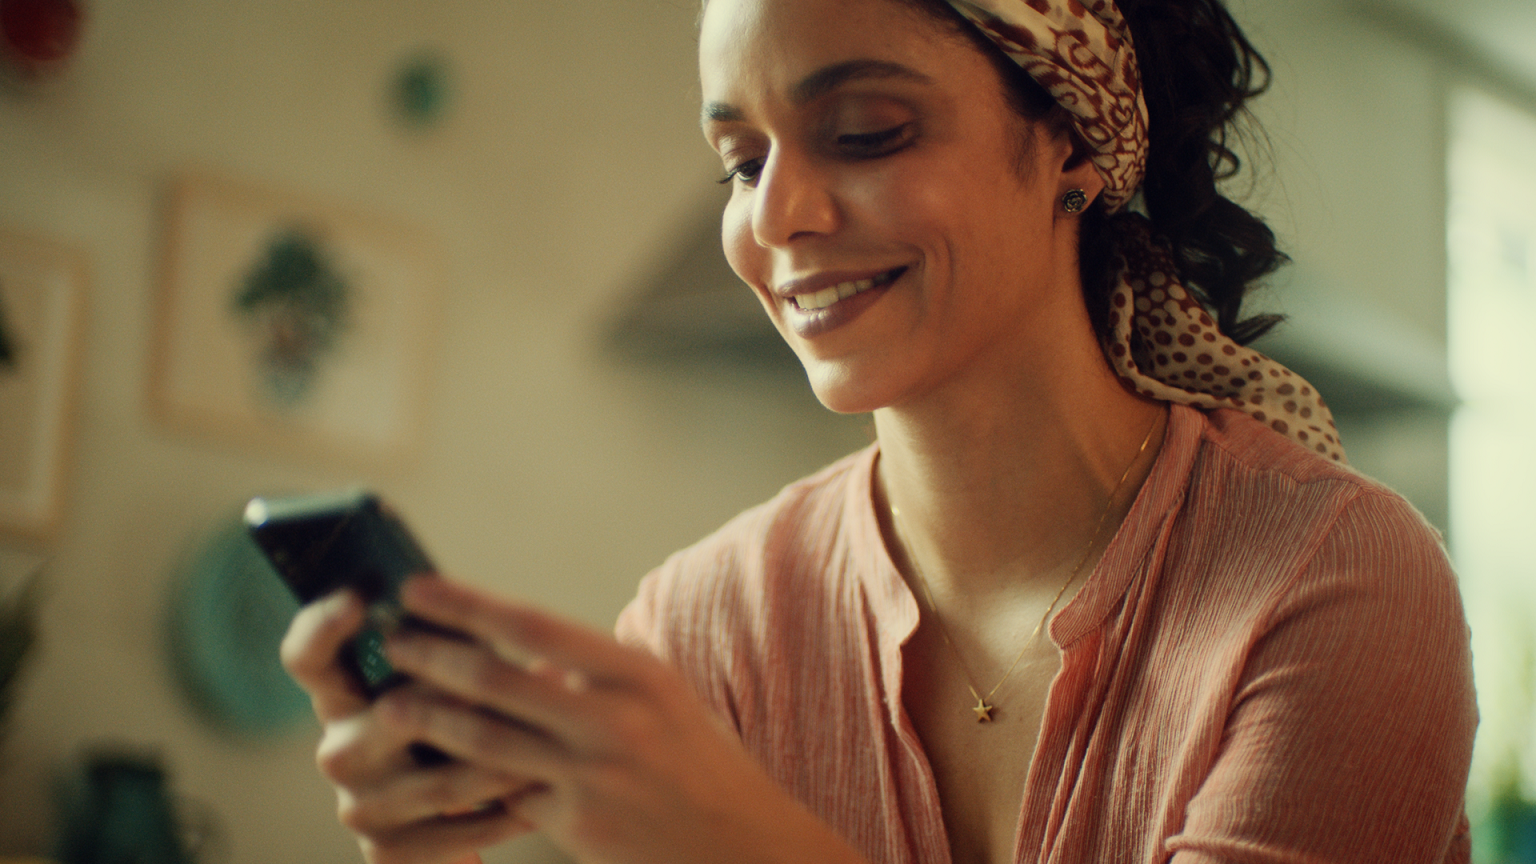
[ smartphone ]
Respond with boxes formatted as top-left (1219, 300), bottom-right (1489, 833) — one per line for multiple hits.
top-left (244, 489), bottom-right (437, 698)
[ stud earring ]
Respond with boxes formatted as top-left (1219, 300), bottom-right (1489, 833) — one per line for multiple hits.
top-left (1061, 189), bottom-right (1088, 214)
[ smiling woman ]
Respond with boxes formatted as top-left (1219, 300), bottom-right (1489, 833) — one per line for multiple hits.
top-left (702, 7), bottom-right (1086, 414)
top-left (280, 1), bottom-right (1476, 863)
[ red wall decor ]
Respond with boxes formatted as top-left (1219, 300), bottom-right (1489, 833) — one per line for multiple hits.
top-left (0, 0), bottom-right (82, 74)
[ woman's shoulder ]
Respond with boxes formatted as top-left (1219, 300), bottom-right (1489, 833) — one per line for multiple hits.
top-left (1143, 408), bottom-right (1468, 735)
top-left (615, 445), bottom-right (878, 650)
top-left (1178, 406), bottom-right (1453, 598)
top-left (1194, 406), bottom-right (1435, 524)
top-left (669, 443), bottom-right (874, 579)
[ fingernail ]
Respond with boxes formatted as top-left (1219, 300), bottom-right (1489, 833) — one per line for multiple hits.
top-left (320, 590), bottom-right (357, 615)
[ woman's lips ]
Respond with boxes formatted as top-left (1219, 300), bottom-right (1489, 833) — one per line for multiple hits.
top-left (779, 266), bottom-right (907, 339)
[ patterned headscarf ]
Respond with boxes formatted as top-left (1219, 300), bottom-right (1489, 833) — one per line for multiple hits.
top-left (947, 0), bottom-right (1345, 463)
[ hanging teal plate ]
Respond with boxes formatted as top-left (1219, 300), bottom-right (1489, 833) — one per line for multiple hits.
top-left (166, 516), bottom-right (309, 735)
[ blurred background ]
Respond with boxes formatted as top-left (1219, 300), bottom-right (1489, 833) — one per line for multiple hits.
top-left (0, 0), bottom-right (1530, 861)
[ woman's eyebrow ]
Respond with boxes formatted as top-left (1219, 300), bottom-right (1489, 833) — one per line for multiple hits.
top-left (702, 59), bottom-right (933, 127)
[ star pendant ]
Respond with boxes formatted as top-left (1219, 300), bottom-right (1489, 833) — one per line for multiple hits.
top-left (972, 697), bottom-right (994, 723)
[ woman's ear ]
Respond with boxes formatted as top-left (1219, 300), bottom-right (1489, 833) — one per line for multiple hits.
top-left (1057, 141), bottom-right (1107, 213)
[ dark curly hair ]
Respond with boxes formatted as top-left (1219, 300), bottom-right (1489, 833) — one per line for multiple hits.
top-left (896, 0), bottom-right (1287, 347)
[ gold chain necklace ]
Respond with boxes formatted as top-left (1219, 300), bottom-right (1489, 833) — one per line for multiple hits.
top-left (893, 415), bottom-right (1159, 723)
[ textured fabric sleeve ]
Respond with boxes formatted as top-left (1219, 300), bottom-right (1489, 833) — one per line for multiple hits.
top-left (613, 549), bottom-right (751, 737)
top-left (614, 568), bottom-right (666, 656)
top-left (1166, 489), bottom-right (1477, 864)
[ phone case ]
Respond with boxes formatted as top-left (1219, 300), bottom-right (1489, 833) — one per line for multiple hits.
top-left (244, 490), bottom-right (435, 696)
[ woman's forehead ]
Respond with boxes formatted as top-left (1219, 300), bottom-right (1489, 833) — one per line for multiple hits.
top-left (698, 0), bottom-right (964, 102)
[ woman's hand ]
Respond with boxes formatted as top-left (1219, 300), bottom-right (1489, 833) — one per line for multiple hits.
top-left (280, 589), bottom-right (536, 864)
top-left (369, 576), bottom-right (868, 864)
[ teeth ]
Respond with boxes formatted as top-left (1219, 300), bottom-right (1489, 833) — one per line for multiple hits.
top-left (794, 274), bottom-right (888, 311)
top-left (799, 285), bottom-right (841, 311)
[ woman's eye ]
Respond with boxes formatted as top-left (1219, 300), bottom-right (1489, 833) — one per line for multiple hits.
top-left (713, 123), bottom-right (912, 186)
top-left (718, 158), bottom-right (765, 186)
top-left (837, 124), bottom-right (914, 157)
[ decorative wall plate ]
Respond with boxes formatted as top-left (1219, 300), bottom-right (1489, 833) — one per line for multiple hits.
top-left (166, 516), bottom-right (308, 735)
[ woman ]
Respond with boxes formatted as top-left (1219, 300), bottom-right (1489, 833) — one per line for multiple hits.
top-left (282, 0), bottom-right (1477, 862)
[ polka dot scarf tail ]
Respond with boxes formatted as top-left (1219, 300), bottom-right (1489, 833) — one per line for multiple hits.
top-left (1106, 216), bottom-right (1346, 463)
top-left (945, 0), bottom-right (1347, 464)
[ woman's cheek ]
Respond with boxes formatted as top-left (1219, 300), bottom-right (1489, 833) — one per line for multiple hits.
top-left (721, 197), bottom-right (772, 308)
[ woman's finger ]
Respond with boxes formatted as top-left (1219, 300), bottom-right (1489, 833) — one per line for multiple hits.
top-left (400, 578), bottom-right (659, 690)
top-left (313, 685), bottom-right (451, 791)
top-left (384, 629), bottom-right (604, 738)
top-left (281, 590), bottom-right (371, 720)
top-left (355, 808), bottom-right (533, 864)
top-left (375, 684), bottom-right (568, 780)
top-left (336, 757), bottom-right (538, 835)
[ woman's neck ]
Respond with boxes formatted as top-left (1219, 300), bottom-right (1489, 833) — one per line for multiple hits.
top-left (872, 337), bottom-right (1167, 601)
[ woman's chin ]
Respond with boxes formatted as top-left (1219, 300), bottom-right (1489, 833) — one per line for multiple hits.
top-left (799, 358), bottom-right (900, 416)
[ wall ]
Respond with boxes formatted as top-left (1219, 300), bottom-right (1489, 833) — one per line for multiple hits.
top-left (0, 0), bottom-right (1456, 861)
top-left (1234, 0), bottom-right (1453, 531)
top-left (0, 2), bottom-right (870, 861)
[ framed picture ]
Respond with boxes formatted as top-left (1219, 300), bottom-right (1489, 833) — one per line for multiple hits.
top-left (151, 173), bottom-right (443, 470)
top-left (0, 227), bottom-right (85, 542)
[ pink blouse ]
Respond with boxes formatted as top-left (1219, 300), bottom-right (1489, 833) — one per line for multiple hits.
top-left (616, 404), bottom-right (1476, 863)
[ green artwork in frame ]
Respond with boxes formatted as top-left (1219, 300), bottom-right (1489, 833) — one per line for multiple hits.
top-left (231, 227), bottom-right (352, 406)
top-left (152, 173), bottom-right (443, 471)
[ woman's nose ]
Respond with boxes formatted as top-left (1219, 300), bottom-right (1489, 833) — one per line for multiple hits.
top-left (751, 150), bottom-right (840, 248)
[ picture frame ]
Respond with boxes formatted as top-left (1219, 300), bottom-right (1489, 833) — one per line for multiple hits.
top-left (0, 227), bottom-right (86, 542)
top-left (151, 173), bottom-right (443, 470)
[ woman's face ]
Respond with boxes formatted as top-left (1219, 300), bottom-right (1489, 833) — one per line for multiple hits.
top-left (699, 0), bottom-right (1099, 414)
